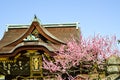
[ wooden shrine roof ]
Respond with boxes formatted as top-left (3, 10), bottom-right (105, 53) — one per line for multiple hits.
top-left (0, 17), bottom-right (80, 56)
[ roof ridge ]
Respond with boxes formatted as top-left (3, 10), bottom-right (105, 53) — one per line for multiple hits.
top-left (7, 22), bottom-right (78, 29)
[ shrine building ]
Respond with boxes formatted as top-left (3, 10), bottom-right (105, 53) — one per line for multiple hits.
top-left (0, 16), bottom-right (80, 80)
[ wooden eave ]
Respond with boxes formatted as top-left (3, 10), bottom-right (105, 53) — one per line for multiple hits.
top-left (0, 44), bottom-right (56, 58)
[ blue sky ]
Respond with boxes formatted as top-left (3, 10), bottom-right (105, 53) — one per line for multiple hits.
top-left (0, 0), bottom-right (120, 40)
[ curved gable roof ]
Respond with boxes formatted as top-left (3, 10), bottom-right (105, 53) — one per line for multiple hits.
top-left (4, 20), bottom-right (66, 47)
top-left (0, 17), bottom-right (80, 56)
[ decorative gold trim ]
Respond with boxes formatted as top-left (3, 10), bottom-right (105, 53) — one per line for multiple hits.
top-left (15, 53), bottom-right (21, 59)
top-left (44, 52), bottom-right (51, 61)
top-left (0, 58), bottom-right (8, 61)
top-left (0, 57), bottom-right (14, 62)
top-left (27, 50), bottom-right (38, 53)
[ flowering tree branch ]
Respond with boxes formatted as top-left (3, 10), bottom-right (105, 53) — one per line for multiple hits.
top-left (42, 34), bottom-right (120, 80)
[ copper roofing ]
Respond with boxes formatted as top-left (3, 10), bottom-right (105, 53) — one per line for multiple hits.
top-left (0, 18), bottom-right (80, 56)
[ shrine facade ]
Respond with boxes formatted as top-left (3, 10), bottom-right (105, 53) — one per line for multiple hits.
top-left (0, 16), bottom-right (80, 80)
